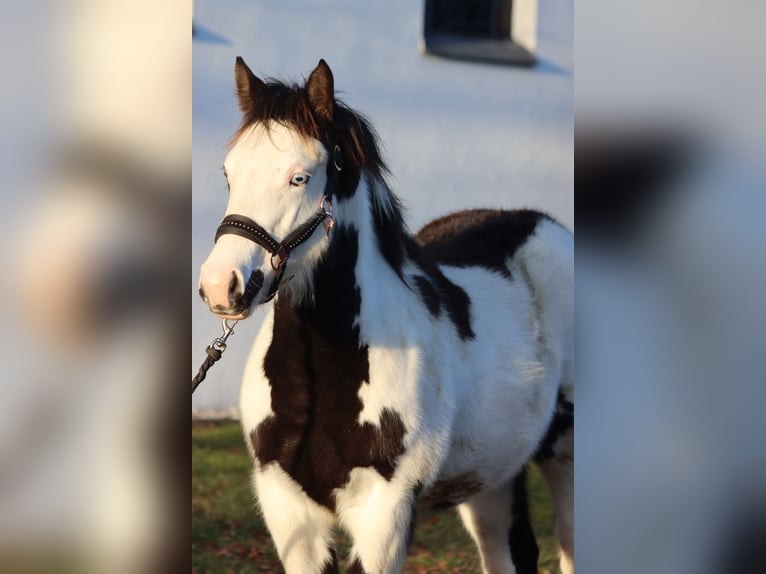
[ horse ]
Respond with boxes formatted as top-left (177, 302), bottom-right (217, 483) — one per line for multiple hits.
top-left (197, 57), bottom-right (574, 574)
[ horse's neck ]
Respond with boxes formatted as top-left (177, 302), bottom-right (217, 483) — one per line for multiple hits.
top-left (289, 172), bottom-right (414, 344)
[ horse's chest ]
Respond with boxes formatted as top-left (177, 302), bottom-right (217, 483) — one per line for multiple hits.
top-left (249, 312), bottom-right (407, 510)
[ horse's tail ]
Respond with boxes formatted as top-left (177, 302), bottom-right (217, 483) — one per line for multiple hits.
top-left (512, 216), bottom-right (574, 403)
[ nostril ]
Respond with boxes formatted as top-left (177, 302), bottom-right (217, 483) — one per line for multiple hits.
top-left (198, 286), bottom-right (208, 302)
top-left (228, 272), bottom-right (241, 298)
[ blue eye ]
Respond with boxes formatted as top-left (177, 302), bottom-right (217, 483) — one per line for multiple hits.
top-left (290, 173), bottom-right (311, 186)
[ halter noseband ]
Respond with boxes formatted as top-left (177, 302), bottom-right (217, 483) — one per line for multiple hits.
top-left (213, 145), bottom-right (341, 300)
top-left (216, 194), bottom-right (334, 267)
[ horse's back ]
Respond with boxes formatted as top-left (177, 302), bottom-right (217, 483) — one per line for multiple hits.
top-left (416, 208), bottom-right (574, 414)
top-left (415, 209), bottom-right (549, 269)
top-left (415, 209), bottom-right (573, 359)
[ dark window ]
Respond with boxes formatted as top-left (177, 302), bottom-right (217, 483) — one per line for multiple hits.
top-left (423, 0), bottom-right (534, 66)
top-left (427, 0), bottom-right (512, 40)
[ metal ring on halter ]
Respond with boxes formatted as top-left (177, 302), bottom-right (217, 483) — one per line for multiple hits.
top-left (319, 194), bottom-right (333, 216)
top-left (270, 245), bottom-right (289, 270)
top-left (332, 145), bottom-right (343, 172)
top-left (319, 194), bottom-right (334, 233)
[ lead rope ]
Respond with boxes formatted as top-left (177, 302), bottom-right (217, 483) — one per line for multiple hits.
top-left (192, 318), bottom-right (238, 394)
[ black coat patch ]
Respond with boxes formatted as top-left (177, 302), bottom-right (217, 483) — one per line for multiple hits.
top-left (418, 473), bottom-right (484, 508)
top-left (405, 239), bottom-right (475, 340)
top-left (405, 208), bottom-right (559, 341)
top-left (415, 209), bottom-right (550, 277)
top-left (252, 224), bottom-right (407, 510)
top-left (359, 177), bottom-right (475, 341)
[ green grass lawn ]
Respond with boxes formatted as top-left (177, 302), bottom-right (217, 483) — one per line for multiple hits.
top-left (193, 421), bottom-right (559, 573)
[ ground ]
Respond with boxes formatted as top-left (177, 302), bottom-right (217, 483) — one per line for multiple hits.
top-left (192, 421), bottom-right (559, 573)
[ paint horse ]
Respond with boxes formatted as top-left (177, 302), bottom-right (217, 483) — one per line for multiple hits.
top-left (198, 58), bottom-right (574, 574)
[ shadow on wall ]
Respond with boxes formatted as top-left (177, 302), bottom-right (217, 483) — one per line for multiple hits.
top-left (193, 22), bottom-right (231, 46)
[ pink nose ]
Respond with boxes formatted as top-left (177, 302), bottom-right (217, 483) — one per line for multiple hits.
top-left (198, 270), bottom-right (241, 311)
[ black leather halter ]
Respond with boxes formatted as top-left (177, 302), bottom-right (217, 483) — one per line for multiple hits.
top-left (212, 145), bottom-right (342, 301)
top-left (215, 204), bottom-right (332, 271)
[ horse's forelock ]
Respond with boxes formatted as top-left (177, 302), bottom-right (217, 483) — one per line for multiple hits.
top-left (228, 78), bottom-right (387, 178)
top-left (228, 81), bottom-right (321, 148)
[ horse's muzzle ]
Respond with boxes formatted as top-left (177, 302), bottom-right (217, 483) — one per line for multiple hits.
top-left (199, 269), bottom-right (263, 319)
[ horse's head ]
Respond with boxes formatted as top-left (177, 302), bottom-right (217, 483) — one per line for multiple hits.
top-left (199, 58), bottom-right (343, 318)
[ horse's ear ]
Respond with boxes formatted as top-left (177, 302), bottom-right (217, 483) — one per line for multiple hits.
top-left (306, 59), bottom-right (334, 123)
top-left (234, 56), bottom-right (265, 113)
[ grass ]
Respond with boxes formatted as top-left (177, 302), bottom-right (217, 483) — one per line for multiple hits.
top-left (192, 421), bottom-right (559, 573)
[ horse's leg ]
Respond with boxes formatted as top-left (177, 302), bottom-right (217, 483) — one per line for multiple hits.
top-left (336, 469), bottom-right (416, 573)
top-left (253, 464), bottom-right (338, 574)
top-left (508, 468), bottom-right (540, 574)
top-left (536, 426), bottom-right (574, 574)
top-left (457, 484), bottom-right (517, 574)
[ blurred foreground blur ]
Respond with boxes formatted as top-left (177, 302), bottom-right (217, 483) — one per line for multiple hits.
top-left (577, 0), bottom-right (766, 571)
top-left (0, 1), bottom-right (190, 573)
top-left (2, 0), bottom-right (766, 572)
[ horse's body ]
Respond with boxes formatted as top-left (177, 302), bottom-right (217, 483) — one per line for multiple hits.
top-left (199, 59), bottom-right (573, 574)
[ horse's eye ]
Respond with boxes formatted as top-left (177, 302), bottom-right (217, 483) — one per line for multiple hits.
top-left (290, 173), bottom-right (311, 187)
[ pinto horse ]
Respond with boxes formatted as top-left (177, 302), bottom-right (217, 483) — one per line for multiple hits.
top-left (198, 58), bottom-right (574, 574)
